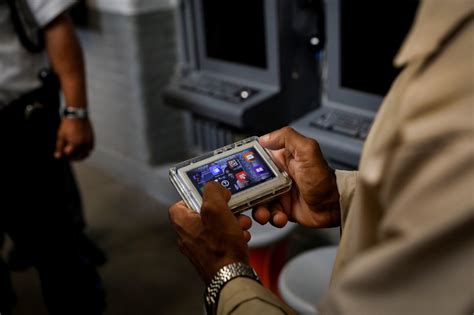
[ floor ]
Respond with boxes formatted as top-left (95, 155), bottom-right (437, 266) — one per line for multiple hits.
top-left (8, 164), bottom-right (204, 315)
top-left (4, 163), bottom-right (338, 315)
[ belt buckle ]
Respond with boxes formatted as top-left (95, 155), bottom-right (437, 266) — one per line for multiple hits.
top-left (24, 102), bottom-right (45, 120)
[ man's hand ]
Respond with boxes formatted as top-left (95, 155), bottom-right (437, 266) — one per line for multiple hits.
top-left (254, 127), bottom-right (341, 228)
top-left (169, 182), bottom-right (252, 285)
top-left (54, 118), bottom-right (94, 161)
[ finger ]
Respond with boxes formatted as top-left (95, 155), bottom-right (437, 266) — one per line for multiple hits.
top-left (169, 201), bottom-right (195, 217)
top-left (54, 135), bottom-right (66, 159)
top-left (259, 127), bottom-right (302, 151)
top-left (259, 127), bottom-right (320, 161)
top-left (252, 205), bottom-right (271, 225)
top-left (277, 192), bottom-right (292, 216)
top-left (269, 148), bottom-right (288, 172)
top-left (176, 200), bottom-right (187, 207)
top-left (169, 202), bottom-right (198, 228)
top-left (237, 214), bottom-right (252, 231)
top-left (64, 144), bottom-right (75, 157)
top-left (271, 210), bottom-right (289, 228)
top-left (66, 149), bottom-right (85, 161)
top-left (268, 202), bottom-right (289, 228)
top-left (242, 230), bottom-right (251, 243)
top-left (68, 146), bottom-right (91, 161)
top-left (169, 209), bottom-right (202, 243)
top-left (203, 181), bottom-right (232, 203)
top-left (200, 182), bottom-right (234, 227)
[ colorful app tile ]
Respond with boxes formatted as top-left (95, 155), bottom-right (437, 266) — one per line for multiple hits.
top-left (220, 179), bottom-right (230, 188)
top-left (236, 171), bottom-right (249, 183)
top-left (209, 165), bottom-right (223, 176)
top-left (253, 165), bottom-right (265, 174)
top-left (242, 151), bottom-right (256, 162)
top-left (226, 159), bottom-right (240, 170)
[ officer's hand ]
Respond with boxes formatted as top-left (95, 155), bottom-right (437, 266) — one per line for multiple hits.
top-left (254, 127), bottom-right (341, 228)
top-left (54, 118), bottom-right (94, 161)
top-left (169, 182), bottom-right (252, 285)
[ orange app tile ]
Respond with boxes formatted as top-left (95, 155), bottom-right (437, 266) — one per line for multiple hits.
top-left (243, 151), bottom-right (256, 162)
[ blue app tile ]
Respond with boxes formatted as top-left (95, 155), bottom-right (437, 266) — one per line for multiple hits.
top-left (209, 165), bottom-right (223, 176)
top-left (253, 165), bottom-right (266, 175)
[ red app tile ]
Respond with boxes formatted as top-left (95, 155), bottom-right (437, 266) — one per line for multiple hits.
top-left (236, 171), bottom-right (249, 183)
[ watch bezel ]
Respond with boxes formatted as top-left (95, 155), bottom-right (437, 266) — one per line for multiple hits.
top-left (63, 107), bottom-right (88, 119)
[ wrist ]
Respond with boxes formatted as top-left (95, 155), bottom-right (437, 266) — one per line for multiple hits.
top-left (205, 262), bottom-right (259, 315)
top-left (204, 256), bottom-right (248, 285)
top-left (62, 106), bottom-right (88, 120)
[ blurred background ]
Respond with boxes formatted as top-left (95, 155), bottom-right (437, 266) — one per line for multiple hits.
top-left (1, 0), bottom-right (420, 314)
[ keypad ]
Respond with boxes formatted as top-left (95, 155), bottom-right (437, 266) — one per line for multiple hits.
top-left (310, 109), bottom-right (372, 140)
top-left (179, 75), bottom-right (258, 104)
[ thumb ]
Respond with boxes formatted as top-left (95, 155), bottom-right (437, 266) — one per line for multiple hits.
top-left (200, 181), bottom-right (234, 227)
top-left (260, 127), bottom-right (318, 160)
top-left (259, 127), bottom-right (300, 152)
top-left (54, 134), bottom-right (66, 159)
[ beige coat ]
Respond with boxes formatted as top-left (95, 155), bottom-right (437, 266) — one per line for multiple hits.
top-left (218, 1), bottom-right (474, 314)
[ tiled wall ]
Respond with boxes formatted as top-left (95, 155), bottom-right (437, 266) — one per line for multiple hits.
top-left (76, 8), bottom-right (188, 203)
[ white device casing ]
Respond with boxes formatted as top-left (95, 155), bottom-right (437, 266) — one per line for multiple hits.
top-left (169, 137), bottom-right (292, 214)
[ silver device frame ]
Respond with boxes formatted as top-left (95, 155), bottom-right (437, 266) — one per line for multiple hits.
top-left (170, 137), bottom-right (292, 214)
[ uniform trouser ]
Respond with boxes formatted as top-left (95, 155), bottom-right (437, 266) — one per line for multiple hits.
top-left (0, 254), bottom-right (15, 314)
top-left (0, 90), bottom-right (105, 315)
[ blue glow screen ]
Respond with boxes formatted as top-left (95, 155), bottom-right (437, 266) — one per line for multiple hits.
top-left (187, 148), bottom-right (275, 196)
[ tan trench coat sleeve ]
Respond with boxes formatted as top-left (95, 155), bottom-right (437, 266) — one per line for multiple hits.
top-left (217, 278), bottom-right (296, 315)
top-left (217, 2), bottom-right (474, 314)
top-left (334, 170), bottom-right (358, 228)
top-left (320, 5), bottom-right (474, 315)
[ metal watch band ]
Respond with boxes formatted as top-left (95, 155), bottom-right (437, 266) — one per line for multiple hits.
top-left (205, 262), bottom-right (260, 315)
top-left (63, 107), bottom-right (88, 119)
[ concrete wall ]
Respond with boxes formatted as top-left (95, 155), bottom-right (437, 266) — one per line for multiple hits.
top-left (77, 6), bottom-right (186, 204)
top-left (86, 0), bottom-right (177, 15)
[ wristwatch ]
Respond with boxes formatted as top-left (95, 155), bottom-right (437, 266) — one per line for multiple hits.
top-left (205, 262), bottom-right (260, 315)
top-left (63, 106), bottom-right (88, 119)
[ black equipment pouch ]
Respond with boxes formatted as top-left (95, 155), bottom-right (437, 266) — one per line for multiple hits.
top-left (24, 69), bottom-right (61, 120)
top-left (0, 69), bottom-right (60, 123)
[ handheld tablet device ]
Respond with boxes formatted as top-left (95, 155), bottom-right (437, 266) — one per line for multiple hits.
top-left (169, 137), bottom-right (292, 214)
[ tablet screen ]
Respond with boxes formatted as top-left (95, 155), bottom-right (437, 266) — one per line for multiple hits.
top-left (186, 148), bottom-right (275, 195)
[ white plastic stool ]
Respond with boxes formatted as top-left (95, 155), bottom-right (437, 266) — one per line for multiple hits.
top-left (278, 246), bottom-right (338, 315)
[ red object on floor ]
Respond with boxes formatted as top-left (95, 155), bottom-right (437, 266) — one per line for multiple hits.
top-left (249, 238), bottom-right (289, 297)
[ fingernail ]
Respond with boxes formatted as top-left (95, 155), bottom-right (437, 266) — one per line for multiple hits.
top-left (259, 134), bottom-right (269, 142)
